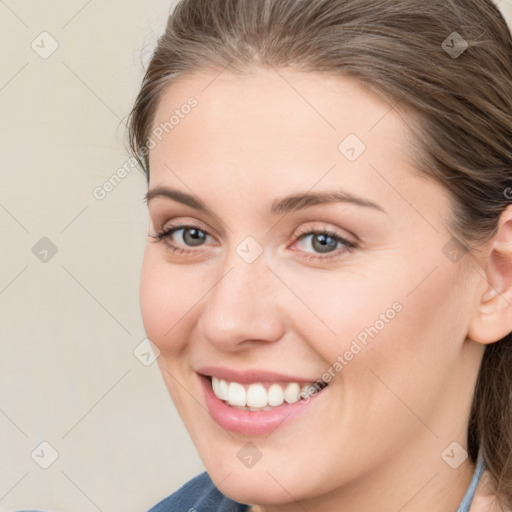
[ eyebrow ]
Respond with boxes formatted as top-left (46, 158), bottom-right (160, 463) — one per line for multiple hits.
top-left (145, 186), bottom-right (386, 215)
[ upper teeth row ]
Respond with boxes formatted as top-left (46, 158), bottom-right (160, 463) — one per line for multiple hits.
top-left (211, 376), bottom-right (317, 408)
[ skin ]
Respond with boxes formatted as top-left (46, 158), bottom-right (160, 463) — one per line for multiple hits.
top-left (140, 67), bottom-right (512, 512)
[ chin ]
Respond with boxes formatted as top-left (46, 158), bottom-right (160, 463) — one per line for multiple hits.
top-left (208, 472), bottom-right (301, 507)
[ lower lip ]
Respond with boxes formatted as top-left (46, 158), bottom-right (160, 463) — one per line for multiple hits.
top-left (199, 375), bottom-right (328, 436)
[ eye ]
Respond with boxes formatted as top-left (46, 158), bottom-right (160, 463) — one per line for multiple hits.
top-left (149, 222), bottom-right (357, 261)
top-left (149, 224), bottom-right (213, 254)
top-left (292, 228), bottom-right (357, 261)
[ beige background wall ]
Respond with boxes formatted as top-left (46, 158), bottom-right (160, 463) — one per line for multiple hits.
top-left (1, 1), bottom-right (511, 511)
top-left (0, 1), bottom-right (203, 511)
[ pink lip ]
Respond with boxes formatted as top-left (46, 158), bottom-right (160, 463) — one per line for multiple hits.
top-left (196, 365), bottom-right (324, 385)
top-left (198, 373), bottom-right (329, 436)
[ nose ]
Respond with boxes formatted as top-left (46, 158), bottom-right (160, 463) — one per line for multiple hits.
top-left (197, 254), bottom-right (286, 351)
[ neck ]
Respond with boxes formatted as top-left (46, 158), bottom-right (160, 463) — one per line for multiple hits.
top-left (247, 443), bottom-right (476, 512)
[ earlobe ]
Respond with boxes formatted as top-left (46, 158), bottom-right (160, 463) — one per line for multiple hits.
top-left (467, 205), bottom-right (512, 345)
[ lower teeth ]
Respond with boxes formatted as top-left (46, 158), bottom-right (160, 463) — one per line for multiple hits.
top-left (228, 403), bottom-right (275, 411)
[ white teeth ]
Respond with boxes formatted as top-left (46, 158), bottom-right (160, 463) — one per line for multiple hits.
top-left (246, 384), bottom-right (267, 407)
top-left (283, 382), bottom-right (301, 404)
top-left (212, 375), bottom-right (220, 396)
top-left (218, 379), bottom-right (228, 400)
top-left (227, 382), bottom-right (246, 406)
top-left (212, 376), bottom-right (229, 400)
top-left (210, 376), bottom-right (325, 410)
top-left (267, 384), bottom-right (284, 406)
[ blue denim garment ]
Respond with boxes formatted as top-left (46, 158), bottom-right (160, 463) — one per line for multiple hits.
top-left (457, 448), bottom-right (485, 512)
top-left (13, 450), bottom-right (485, 512)
top-left (147, 449), bottom-right (485, 512)
top-left (146, 471), bottom-right (251, 511)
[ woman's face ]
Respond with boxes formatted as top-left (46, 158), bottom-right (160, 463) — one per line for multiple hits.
top-left (140, 69), bottom-right (485, 508)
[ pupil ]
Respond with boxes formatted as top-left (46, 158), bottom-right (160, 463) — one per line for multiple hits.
top-left (313, 233), bottom-right (337, 253)
top-left (185, 228), bottom-right (205, 246)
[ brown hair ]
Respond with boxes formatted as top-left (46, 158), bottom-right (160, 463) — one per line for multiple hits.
top-left (127, 0), bottom-right (512, 508)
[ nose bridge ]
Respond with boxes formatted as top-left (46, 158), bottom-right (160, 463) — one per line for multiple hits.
top-left (198, 247), bottom-right (284, 347)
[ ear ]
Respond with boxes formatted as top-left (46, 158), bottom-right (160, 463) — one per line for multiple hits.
top-left (467, 204), bottom-right (512, 345)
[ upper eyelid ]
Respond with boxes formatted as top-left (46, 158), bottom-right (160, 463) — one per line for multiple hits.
top-left (159, 221), bottom-right (344, 235)
top-left (156, 224), bottom-right (215, 242)
top-left (147, 204), bottom-right (228, 237)
top-left (156, 216), bottom-right (353, 235)
top-left (148, 205), bottom-right (359, 238)
top-left (154, 217), bottom-right (217, 236)
top-left (295, 225), bottom-right (354, 240)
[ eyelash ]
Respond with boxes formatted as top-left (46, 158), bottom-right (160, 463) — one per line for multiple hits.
top-left (148, 223), bottom-right (357, 261)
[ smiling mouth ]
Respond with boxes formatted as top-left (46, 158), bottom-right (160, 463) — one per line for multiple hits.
top-left (206, 375), bottom-right (328, 411)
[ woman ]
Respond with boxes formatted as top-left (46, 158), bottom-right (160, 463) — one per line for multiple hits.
top-left (127, 0), bottom-right (512, 510)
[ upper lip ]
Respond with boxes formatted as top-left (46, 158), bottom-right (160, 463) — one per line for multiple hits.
top-left (196, 366), bottom-right (326, 385)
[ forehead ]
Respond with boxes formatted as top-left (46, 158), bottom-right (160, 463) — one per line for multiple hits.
top-left (151, 68), bottom-right (410, 140)
top-left (147, 68), bottom-right (446, 219)
top-left (150, 69), bottom-right (411, 164)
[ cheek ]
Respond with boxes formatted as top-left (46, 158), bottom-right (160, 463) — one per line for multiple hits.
top-left (278, 262), bottom-right (407, 365)
top-left (335, 262), bottom-right (470, 415)
top-left (139, 248), bottom-right (199, 354)
top-left (292, 255), bottom-right (468, 392)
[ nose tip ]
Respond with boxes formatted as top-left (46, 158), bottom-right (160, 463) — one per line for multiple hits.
top-left (197, 261), bottom-right (285, 350)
